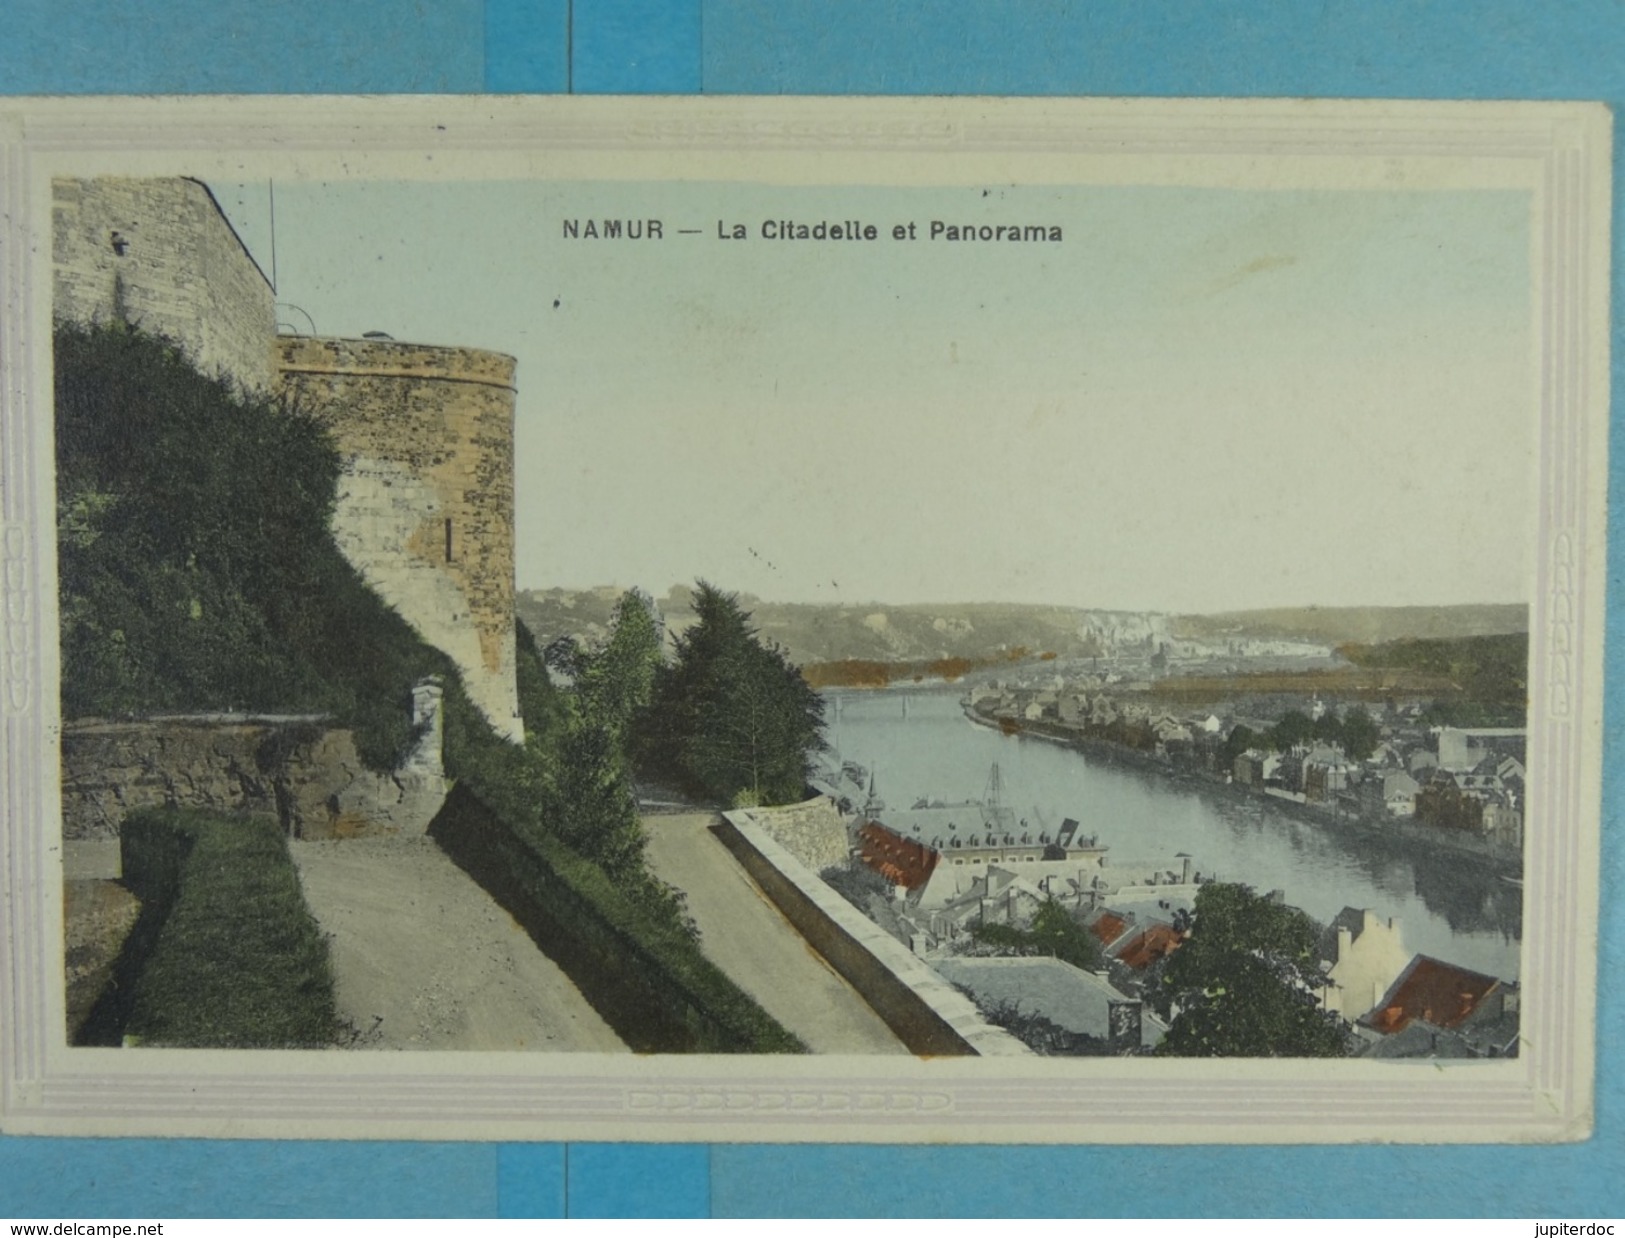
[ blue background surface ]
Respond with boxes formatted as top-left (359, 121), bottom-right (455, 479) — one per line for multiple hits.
top-left (2, 0), bottom-right (1622, 1218)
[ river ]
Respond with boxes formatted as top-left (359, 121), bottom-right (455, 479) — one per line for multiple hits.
top-left (825, 688), bottom-right (1522, 980)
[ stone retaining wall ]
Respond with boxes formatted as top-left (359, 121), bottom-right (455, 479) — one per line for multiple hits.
top-left (60, 682), bottom-right (447, 877)
top-left (716, 811), bottom-right (1029, 1057)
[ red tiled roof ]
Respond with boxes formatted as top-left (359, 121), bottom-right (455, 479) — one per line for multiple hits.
top-left (1088, 911), bottom-right (1130, 947)
top-left (1365, 955), bottom-right (1500, 1035)
top-left (1113, 922), bottom-right (1184, 970)
top-left (856, 821), bottom-right (940, 891)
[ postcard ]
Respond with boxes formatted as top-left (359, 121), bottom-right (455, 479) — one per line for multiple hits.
top-left (0, 95), bottom-right (1608, 1142)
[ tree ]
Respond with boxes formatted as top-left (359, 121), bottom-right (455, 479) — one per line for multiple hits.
top-left (1340, 706), bottom-right (1380, 760)
top-left (1151, 883), bottom-right (1351, 1058)
top-left (820, 862), bottom-right (893, 913)
top-left (685, 638), bottom-right (817, 806)
top-left (1268, 710), bottom-right (1313, 750)
top-left (575, 589), bottom-right (662, 737)
top-left (541, 706), bottom-right (646, 878)
top-left (640, 582), bottom-right (825, 806)
top-left (963, 996), bottom-right (1112, 1057)
top-left (1221, 724), bottom-right (1259, 767)
top-left (1027, 898), bottom-right (1105, 971)
top-left (1310, 708), bottom-right (1344, 744)
top-left (636, 582), bottom-right (749, 781)
top-left (531, 594), bottom-right (664, 877)
top-left (514, 619), bottom-right (569, 750)
top-left (967, 898), bottom-right (1104, 972)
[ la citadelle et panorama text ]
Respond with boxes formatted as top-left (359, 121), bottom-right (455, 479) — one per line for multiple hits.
top-left (560, 217), bottom-right (1064, 243)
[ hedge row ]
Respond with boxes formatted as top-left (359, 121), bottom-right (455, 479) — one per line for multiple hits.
top-left (107, 808), bottom-right (338, 1048)
top-left (431, 784), bottom-right (803, 1054)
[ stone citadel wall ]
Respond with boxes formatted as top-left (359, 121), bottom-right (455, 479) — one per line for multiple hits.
top-left (52, 176), bottom-right (526, 748)
top-left (275, 336), bottom-right (524, 741)
top-left (52, 177), bottom-right (276, 392)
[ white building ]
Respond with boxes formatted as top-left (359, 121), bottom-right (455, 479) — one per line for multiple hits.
top-left (1319, 907), bottom-right (1412, 1022)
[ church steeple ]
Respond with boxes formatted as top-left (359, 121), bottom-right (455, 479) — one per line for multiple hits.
top-left (863, 770), bottom-right (886, 817)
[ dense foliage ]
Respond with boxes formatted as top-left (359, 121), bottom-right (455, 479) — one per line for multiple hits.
top-left (533, 592), bottom-right (664, 877)
top-left (419, 627), bottom-right (802, 1052)
top-left (430, 784), bottom-right (804, 1053)
top-left (639, 582), bottom-right (826, 807)
top-left (966, 899), bottom-right (1104, 972)
top-left (441, 616), bottom-right (692, 933)
top-left (1220, 706), bottom-right (1380, 764)
top-left (1220, 723), bottom-right (1262, 767)
top-left (1266, 706), bottom-right (1379, 760)
top-left (575, 589), bottom-right (664, 734)
top-left (113, 809), bottom-right (338, 1048)
top-left (1150, 883), bottom-right (1351, 1058)
top-left (1341, 633), bottom-right (1528, 726)
top-left (55, 319), bottom-right (446, 768)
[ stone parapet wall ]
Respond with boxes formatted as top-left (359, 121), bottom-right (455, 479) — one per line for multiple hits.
top-left (60, 711), bottom-right (447, 876)
top-left (275, 336), bottom-right (523, 740)
top-left (716, 811), bottom-right (1029, 1057)
top-left (726, 795), bottom-right (850, 874)
top-left (53, 177), bottom-right (276, 392)
top-left (277, 336), bottom-right (517, 388)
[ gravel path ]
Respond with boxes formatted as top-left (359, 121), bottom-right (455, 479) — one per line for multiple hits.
top-left (290, 836), bottom-right (627, 1053)
top-left (642, 813), bottom-right (908, 1054)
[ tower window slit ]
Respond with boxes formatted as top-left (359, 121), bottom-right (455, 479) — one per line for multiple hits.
top-left (445, 517), bottom-right (453, 562)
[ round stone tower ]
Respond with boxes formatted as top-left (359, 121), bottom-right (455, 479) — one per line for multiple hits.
top-left (274, 336), bottom-right (523, 741)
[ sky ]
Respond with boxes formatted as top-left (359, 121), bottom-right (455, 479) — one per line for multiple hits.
top-left (217, 177), bottom-right (1534, 614)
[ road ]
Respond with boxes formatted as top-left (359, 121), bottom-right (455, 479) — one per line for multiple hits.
top-left (641, 813), bottom-right (908, 1054)
top-left (290, 836), bottom-right (627, 1053)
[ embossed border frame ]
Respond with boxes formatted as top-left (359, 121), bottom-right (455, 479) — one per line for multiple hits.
top-left (0, 95), bottom-right (1608, 1144)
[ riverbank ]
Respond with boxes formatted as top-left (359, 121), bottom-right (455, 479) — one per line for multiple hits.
top-left (963, 704), bottom-right (1521, 877)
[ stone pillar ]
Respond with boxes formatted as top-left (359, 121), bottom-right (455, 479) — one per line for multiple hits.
top-left (329, 676), bottom-right (448, 838)
top-left (407, 675), bottom-right (445, 779)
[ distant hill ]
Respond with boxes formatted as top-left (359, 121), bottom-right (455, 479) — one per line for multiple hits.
top-left (1339, 631), bottom-right (1528, 720)
top-left (518, 587), bottom-right (1180, 667)
top-left (517, 588), bottom-right (1528, 674)
top-left (1169, 604), bottom-right (1528, 646)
